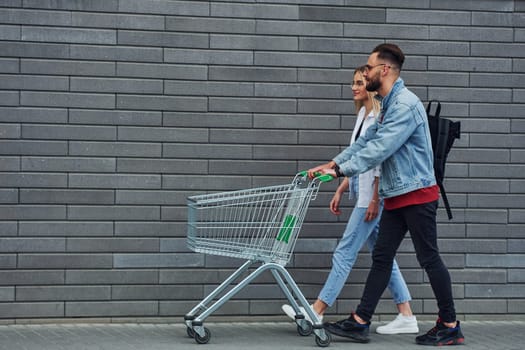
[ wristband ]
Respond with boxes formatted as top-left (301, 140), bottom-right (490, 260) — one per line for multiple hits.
top-left (334, 164), bottom-right (343, 178)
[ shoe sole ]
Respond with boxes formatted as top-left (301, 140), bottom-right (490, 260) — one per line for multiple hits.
top-left (324, 327), bottom-right (370, 343)
top-left (376, 327), bottom-right (419, 335)
top-left (415, 337), bottom-right (465, 346)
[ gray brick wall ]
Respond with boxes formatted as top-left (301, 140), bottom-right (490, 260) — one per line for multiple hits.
top-left (0, 0), bottom-right (523, 321)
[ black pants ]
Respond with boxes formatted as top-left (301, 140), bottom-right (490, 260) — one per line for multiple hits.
top-left (355, 200), bottom-right (456, 323)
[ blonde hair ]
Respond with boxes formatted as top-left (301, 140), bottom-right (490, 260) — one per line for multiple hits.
top-left (353, 65), bottom-right (380, 116)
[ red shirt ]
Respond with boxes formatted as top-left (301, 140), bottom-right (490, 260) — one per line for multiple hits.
top-left (384, 185), bottom-right (439, 210)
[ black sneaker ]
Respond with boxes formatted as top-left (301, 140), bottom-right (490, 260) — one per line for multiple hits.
top-left (323, 313), bottom-right (370, 343)
top-left (415, 319), bottom-right (465, 346)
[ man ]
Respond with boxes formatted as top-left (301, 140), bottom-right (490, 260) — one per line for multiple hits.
top-left (308, 43), bottom-right (464, 346)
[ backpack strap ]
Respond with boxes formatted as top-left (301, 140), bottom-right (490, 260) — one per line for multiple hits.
top-left (434, 116), bottom-right (454, 220)
top-left (442, 119), bottom-right (460, 220)
top-left (439, 182), bottom-right (453, 220)
top-left (426, 99), bottom-right (441, 118)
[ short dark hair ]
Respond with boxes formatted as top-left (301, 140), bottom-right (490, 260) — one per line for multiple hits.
top-left (372, 43), bottom-right (405, 70)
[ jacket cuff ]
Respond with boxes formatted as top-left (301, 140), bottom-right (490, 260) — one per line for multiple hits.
top-left (333, 154), bottom-right (346, 166)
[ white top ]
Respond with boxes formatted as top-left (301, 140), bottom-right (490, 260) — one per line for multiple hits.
top-left (348, 106), bottom-right (381, 208)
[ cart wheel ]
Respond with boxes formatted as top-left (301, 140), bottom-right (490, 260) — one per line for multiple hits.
top-left (315, 332), bottom-right (331, 348)
top-left (194, 327), bottom-right (211, 344)
top-left (186, 326), bottom-right (195, 338)
top-left (297, 321), bottom-right (313, 336)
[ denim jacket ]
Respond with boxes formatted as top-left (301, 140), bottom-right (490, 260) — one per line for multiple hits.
top-left (333, 78), bottom-right (436, 198)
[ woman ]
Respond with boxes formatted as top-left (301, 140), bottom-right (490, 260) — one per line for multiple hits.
top-left (282, 66), bottom-right (418, 335)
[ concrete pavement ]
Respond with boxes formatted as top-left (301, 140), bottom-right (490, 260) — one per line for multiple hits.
top-left (0, 319), bottom-right (522, 350)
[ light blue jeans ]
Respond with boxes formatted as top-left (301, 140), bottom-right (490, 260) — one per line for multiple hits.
top-left (318, 201), bottom-right (412, 307)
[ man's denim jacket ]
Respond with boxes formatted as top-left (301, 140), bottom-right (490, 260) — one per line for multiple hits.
top-left (333, 78), bottom-right (436, 199)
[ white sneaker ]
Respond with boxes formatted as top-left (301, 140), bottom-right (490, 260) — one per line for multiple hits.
top-left (281, 304), bottom-right (323, 323)
top-left (375, 313), bottom-right (419, 334)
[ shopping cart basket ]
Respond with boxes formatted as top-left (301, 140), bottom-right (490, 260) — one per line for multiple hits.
top-left (184, 171), bottom-right (333, 347)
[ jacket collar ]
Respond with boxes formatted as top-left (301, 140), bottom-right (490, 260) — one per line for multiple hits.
top-left (379, 77), bottom-right (405, 110)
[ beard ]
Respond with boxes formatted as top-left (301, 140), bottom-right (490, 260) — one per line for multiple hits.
top-left (365, 73), bottom-right (381, 92)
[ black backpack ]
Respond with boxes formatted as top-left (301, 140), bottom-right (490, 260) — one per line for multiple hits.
top-left (426, 100), bottom-right (461, 220)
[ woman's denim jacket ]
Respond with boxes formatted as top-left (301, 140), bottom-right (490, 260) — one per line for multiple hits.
top-left (333, 78), bottom-right (436, 199)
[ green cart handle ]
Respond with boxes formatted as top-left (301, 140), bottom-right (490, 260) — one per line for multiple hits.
top-left (298, 170), bottom-right (334, 183)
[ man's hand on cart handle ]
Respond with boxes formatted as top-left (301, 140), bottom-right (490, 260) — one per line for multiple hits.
top-left (307, 161), bottom-right (340, 180)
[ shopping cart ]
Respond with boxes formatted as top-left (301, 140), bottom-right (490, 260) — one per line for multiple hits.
top-left (184, 171), bottom-right (333, 347)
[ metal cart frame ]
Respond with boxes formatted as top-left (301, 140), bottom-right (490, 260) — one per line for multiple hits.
top-left (184, 172), bottom-right (332, 347)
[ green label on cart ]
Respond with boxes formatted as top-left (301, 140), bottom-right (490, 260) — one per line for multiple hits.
top-left (276, 214), bottom-right (296, 243)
